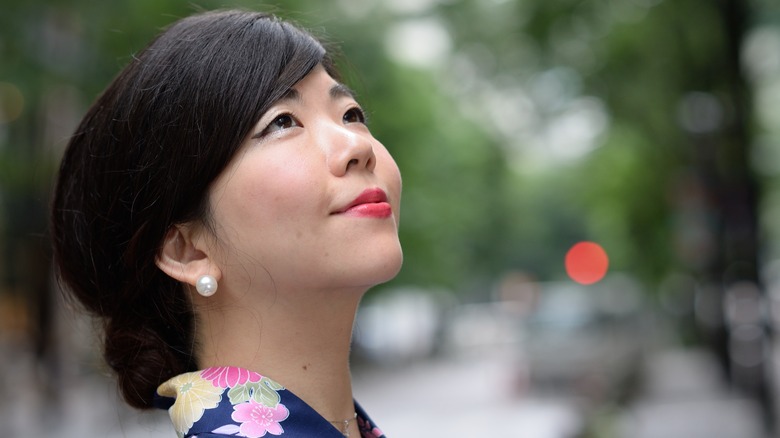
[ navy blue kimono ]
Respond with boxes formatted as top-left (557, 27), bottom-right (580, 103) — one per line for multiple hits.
top-left (155, 367), bottom-right (385, 438)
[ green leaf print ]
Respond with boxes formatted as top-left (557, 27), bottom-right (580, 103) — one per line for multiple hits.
top-left (252, 377), bottom-right (282, 407)
top-left (227, 382), bottom-right (258, 405)
top-left (263, 377), bottom-right (284, 391)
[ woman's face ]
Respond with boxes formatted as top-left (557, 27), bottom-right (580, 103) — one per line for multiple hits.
top-left (206, 64), bottom-right (402, 295)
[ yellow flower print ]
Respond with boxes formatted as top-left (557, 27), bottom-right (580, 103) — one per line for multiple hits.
top-left (157, 371), bottom-right (224, 435)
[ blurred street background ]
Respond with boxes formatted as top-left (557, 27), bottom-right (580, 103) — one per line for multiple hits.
top-left (3, 0), bottom-right (780, 436)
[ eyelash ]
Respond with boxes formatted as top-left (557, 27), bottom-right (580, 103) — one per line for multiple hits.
top-left (253, 106), bottom-right (368, 140)
top-left (344, 107), bottom-right (368, 125)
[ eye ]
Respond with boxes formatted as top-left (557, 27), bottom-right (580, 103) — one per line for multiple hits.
top-left (254, 113), bottom-right (300, 139)
top-left (343, 107), bottom-right (367, 125)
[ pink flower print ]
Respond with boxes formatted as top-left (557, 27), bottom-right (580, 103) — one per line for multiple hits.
top-left (201, 367), bottom-right (263, 388)
top-left (231, 399), bottom-right (289, 437)
top-left (357, 416), bottom-right (384, 437)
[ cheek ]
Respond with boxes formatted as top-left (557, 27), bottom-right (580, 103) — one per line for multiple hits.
top-left (211, 158), bottom-right (320, 231)
top-left (376, 147), bottom-right (402, 201)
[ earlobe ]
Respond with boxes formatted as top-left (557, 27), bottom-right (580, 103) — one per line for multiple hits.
top-left (155, 225), bottom-right (221, 288)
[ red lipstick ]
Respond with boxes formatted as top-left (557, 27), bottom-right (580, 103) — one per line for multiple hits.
top-left (337, 188), bottom-right (392, 218)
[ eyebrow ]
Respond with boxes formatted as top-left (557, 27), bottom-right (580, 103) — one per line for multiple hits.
top-left (330, 83), bottom-right (357, 101)
top-left (275, 82), bottom-right (357, 105)
top-left (278, 87), bottom-right (302, 103)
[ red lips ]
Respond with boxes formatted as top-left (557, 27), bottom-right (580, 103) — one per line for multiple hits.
top-left (335, 188), bottom-right (392, 218)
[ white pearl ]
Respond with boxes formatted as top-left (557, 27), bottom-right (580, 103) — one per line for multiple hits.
top-left (195, 275), bottom-right (218, 297)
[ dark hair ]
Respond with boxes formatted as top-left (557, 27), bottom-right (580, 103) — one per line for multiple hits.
top-left (51, 10), bottom-right (333, 409)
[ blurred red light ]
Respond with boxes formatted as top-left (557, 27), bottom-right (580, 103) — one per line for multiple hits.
top-left (565, 241), bottom-right (609, 285)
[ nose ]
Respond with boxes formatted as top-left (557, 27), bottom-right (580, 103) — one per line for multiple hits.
top-left (324, 124), bottom-right (376, 177)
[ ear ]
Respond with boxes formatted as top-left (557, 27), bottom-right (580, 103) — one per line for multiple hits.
top-left (155, 224), bottom-right (221, 288)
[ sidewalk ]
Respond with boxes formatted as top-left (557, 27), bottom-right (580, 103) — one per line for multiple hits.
top-left (2, 342), bottom-right (773, 437)
top-left (615, 348), bottom-right (769, 438)
top-left (352, 348), bottom-right (582, 438)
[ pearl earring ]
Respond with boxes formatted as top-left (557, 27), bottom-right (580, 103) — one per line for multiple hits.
top-left (195, 275), bottom-right (218, 297)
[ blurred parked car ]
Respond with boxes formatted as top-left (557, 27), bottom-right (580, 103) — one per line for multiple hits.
top-left (523, 275), bottom-right (647, 403)
top-left (352, 287), bottom-right (450, 365)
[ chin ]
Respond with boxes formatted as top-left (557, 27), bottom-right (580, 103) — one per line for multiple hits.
top-left (373, 246), bottom-right (404, 285)
top-left (349, 242), bottom-right (403, 290)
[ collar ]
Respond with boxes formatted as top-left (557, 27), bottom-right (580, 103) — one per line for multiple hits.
top-left (155, 366), bottom-right (385, 438)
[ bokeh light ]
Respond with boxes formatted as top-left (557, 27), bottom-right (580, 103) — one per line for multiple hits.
top-left (565, 241), bottom-right (609, 285)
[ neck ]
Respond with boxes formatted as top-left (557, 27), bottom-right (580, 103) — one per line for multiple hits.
top-left (196, 284), bottom-right (364, 423)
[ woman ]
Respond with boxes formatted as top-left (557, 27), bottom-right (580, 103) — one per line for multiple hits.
top-left (50, 9), bottom-right (402, 438)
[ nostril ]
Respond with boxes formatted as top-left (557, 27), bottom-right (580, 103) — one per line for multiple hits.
top-left (347, 158), bottom-right (359, 168)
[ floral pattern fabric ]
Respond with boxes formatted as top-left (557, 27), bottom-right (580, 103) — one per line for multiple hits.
top-left (155, 366), bottom-right (385, 438)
